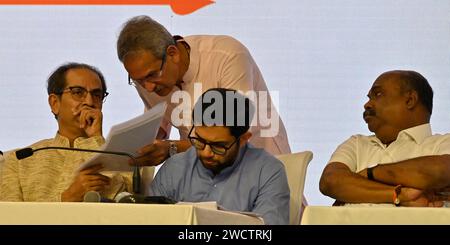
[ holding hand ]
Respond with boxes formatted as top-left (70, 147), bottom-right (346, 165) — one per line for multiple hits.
top-left (131, 139), bottom-right (171, 166)
top-left (61, 164), bottom-right (110, 202)
top-left (399, 187), bottom-right (444, 207)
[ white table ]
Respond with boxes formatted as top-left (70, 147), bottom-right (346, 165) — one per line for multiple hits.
top-left (301, 205), bottom-right (450, 224)
top-left (0, 202), bottom-right (264, 225)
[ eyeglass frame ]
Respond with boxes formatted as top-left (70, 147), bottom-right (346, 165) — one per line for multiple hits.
top-left (56, 86), bottom-right (109, 104)
top-left (187, 126), bottom-right (240, 156)
top-left (128, 52), bottom-right (167, 87)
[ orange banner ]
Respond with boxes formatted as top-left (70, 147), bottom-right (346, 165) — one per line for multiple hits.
top-left (0, 0), bottom-right (215, 15)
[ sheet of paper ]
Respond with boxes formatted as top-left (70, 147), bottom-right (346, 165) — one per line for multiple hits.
top-left (78, 102), bottom-right (167, 172)
top-left (216, 204), bottom-right (263, 219)
top-left (176, 201), bottom-right (218, 210)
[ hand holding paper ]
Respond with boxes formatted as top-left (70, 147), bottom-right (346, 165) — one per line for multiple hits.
top-left (78, 102), bottom-right (167, 172)
top-left (132, 139), bottom-right (171, 166)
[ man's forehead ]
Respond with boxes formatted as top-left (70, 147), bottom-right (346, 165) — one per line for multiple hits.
top-left (125, 50), bottom-right (158, 66)
top-left (371, 74), bottom-right (402, 91)
top-left (124, 50), bottom-right (160, 78)
top-left (65, 69), bottom-right (102, 88)
top-left (194, 126), bottom-right (233, 141)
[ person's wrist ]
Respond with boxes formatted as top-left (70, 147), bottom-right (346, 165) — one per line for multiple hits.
top-left (61, 190), bottom-right (72, 202)
top-left (393, 185), bottom-right (402, 206)
top-left (367, 163), bottom-right (378, 181)
top-left (168, 140), bottom-right (178, 157)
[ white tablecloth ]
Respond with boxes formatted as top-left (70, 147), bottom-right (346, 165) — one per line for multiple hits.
top-left (301, 205), bottom-right (450, 224)
top-left (0, 202), bottom-right (264, 225)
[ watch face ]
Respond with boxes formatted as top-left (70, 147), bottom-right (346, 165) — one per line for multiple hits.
top-left (169, 142), bottom-right (177, 156)
top-left (170, 148), bottom-right (176, 155)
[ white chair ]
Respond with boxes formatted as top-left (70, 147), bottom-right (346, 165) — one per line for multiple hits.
top-left (276, 151), bottom-right (313, 225)
top-left (141, 166), bottom-right (155, 196)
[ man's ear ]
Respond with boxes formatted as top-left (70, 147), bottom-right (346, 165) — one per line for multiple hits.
top-left (405, 90), bottom-right (419, 110)
top-left (167, 44), bottom-right (181, 63)
top-left (239, 131), bottom-right (252, 147)
top-left (48, 94), bottom-right (60, 118)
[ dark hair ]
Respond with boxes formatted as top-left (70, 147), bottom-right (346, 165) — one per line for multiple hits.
top-left (395, 70), bottom-right (433, 115)
top-left (192, 88), bottom-right (255, 138)
top-left (117, 15), bottom-right (175, 62)
top-left (47, 62), bottom-right (107, 96)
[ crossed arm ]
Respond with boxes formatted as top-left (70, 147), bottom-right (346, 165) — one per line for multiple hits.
top-left (319, 155), bottom-right (450, 206)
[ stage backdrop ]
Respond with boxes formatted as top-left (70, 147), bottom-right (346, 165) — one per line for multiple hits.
top-left (0, 0), bottom-right (449, 205)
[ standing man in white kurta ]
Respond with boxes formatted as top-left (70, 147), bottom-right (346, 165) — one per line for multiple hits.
top-left (116, 15), bottom-right (306, 209)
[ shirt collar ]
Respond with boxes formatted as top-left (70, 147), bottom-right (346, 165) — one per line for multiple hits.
top-left (54, 132), bottom-right (91, 147)
top-left (398, 123), bottom-right (432, 144)
top-left (54, 133), bottom-right (71, 147)
top-left (369, 123), bottom-right (432, 146)
top-left (181, 36), bottom-right (198, 86)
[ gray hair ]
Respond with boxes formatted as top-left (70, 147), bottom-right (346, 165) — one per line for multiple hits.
top-left (117, 15), bottom-right (175, 62)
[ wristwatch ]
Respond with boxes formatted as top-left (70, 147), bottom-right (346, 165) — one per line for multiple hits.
top-left (367, 163), bottom-right (378, 181)
top-left (168, 141), bottom-right (178, 157)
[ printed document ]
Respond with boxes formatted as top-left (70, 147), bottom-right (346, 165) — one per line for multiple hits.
top-left (78, 102), bottom-right (167, 172)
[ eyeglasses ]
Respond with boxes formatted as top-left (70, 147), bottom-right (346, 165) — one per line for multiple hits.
top-left (187, 126), bottom-right (239, 155)
top-left (58, 86), bottom-right (109, 104)
top-left (128, 52), bottom-right (166, 87)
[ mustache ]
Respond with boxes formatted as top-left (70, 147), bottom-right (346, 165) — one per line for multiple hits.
top-left (363, 109), bottom-right (376, 119)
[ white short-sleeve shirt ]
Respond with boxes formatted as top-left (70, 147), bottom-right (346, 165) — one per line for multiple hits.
top-left (329, 124), bottom-right (450, 172)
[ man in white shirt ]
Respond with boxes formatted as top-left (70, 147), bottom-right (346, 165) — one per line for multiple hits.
top-left (320, 70), bottom-right (450, 207)
top-left (116, 15), bottom-right (291, 165)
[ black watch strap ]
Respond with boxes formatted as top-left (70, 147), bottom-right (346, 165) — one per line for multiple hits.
top-left (367, 166), bottom-right (376, 181)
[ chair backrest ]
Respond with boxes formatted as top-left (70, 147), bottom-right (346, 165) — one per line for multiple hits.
top-left (276, 151), bottom-right (313, 225)
top-left (141, 166), bottom-right (155, 196)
